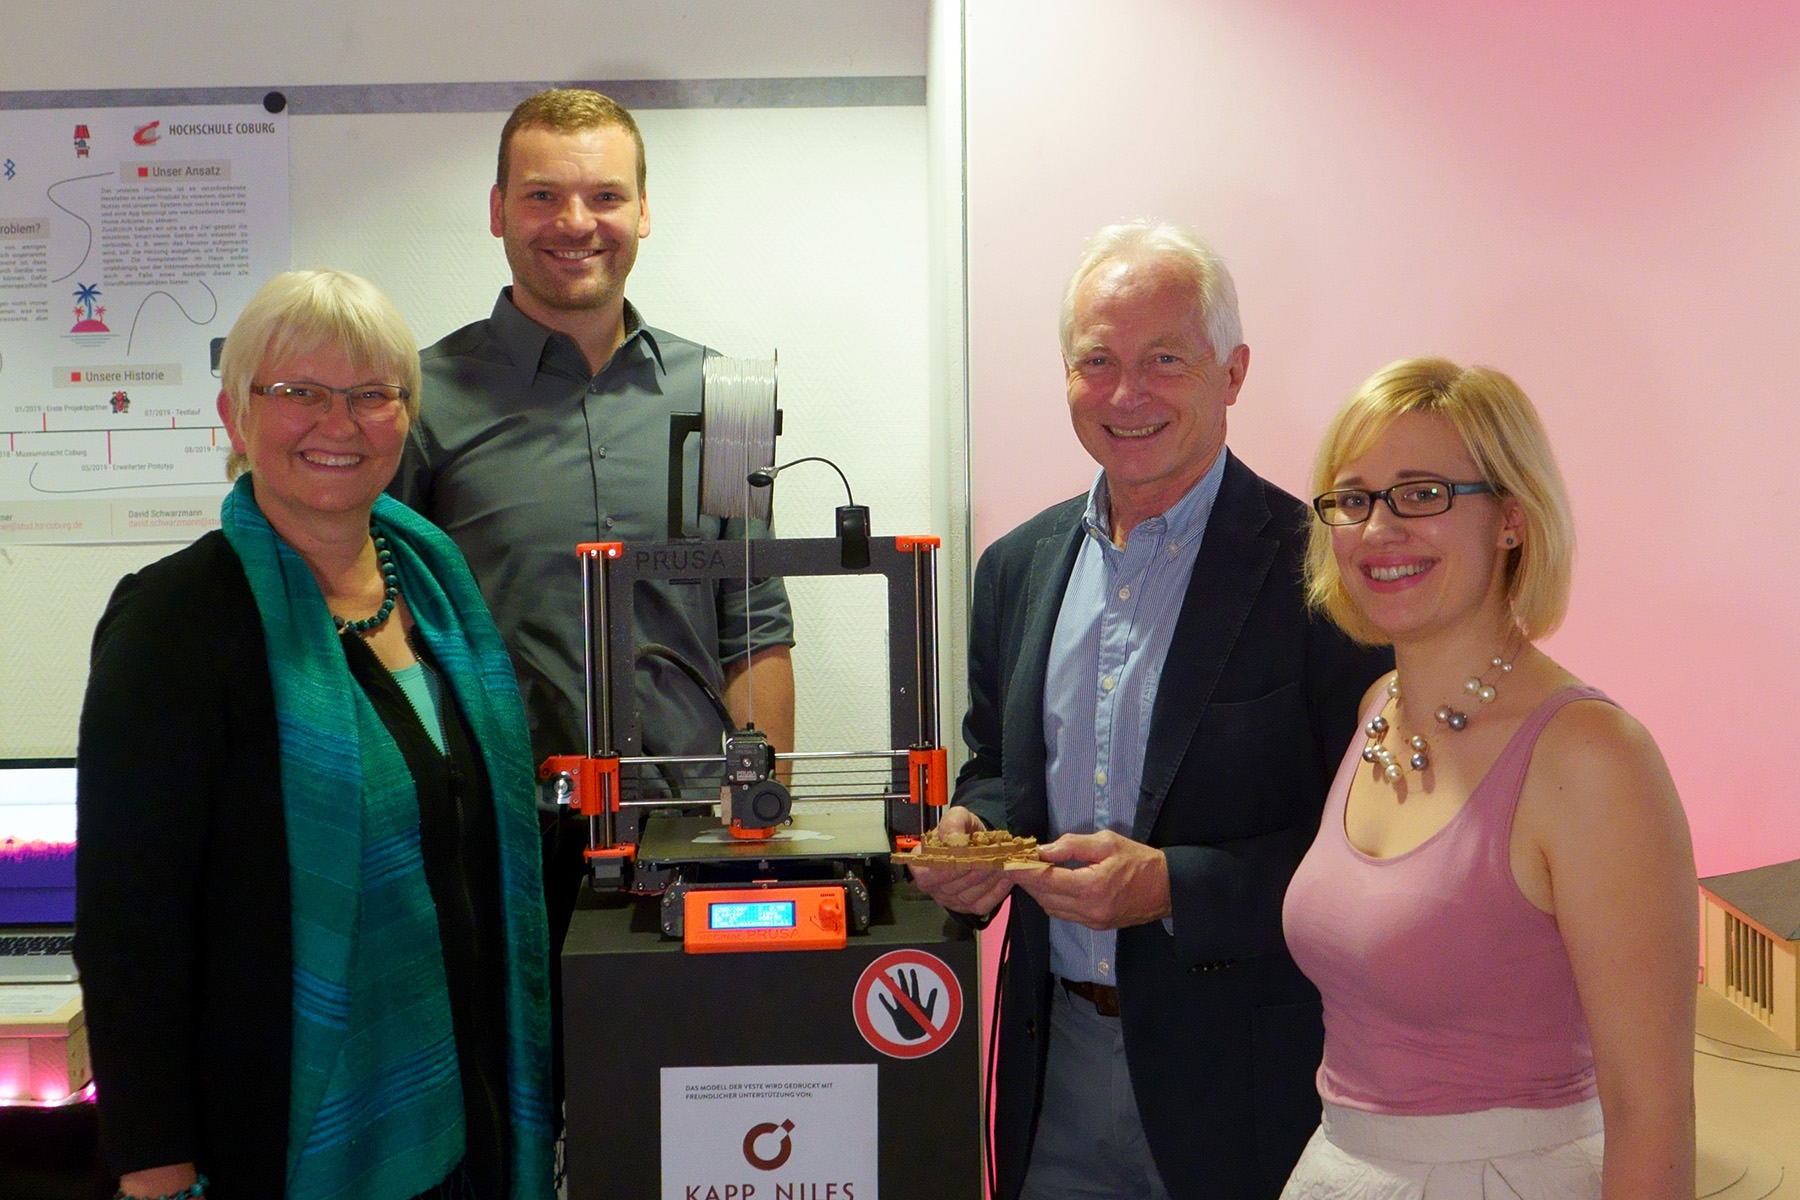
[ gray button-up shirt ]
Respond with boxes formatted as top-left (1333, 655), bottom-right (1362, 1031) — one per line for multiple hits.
top-left (391, 290), bottom-right (793, 790)
top-left (1042, 450), bottom-right (1227, 984)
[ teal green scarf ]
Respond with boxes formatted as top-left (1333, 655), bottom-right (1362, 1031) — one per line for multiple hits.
top-left (221, 476), bottom-right (552, 1200)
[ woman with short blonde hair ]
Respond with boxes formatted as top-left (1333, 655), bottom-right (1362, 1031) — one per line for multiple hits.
top-left (1281, 357), bottom-right (1696, 1199)
top-left (78, 269), bottom-right (554, 1200)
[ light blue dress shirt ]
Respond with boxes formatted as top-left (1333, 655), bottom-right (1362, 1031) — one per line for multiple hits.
top-left (1041, 451), bottom-right (1228, 985)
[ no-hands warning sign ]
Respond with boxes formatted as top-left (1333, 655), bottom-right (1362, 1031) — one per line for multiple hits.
top-left (852, 948), bottom-right (963, 1059)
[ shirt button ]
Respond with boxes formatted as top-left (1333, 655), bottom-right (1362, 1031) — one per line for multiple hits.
top-left (1101, 675), bottom-right (1115, 692)
top-left (1098, 960), bottom-right (1111, 976)
top-left (1167, 542), bottom-right (1181, 555)
top-left (596, 446), bottom-right (608, 459)
top-left (1118, 585), bottom-right (1131, 600)
top-left (603, 517), bottom-right (616, 529)
top-left (1095, 769), bottom-right (1107, 787)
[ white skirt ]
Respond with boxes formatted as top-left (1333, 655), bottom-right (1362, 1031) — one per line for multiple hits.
top-left (1279, 1098), bottom-right (1603, 1200)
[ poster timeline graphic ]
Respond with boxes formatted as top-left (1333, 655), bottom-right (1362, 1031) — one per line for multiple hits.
top-left (0, 103), bottom-right (289, 544)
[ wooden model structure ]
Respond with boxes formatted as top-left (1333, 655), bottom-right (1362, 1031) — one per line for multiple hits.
top-left (897, 827), bottom-right (1047, 871)
top-left (1699, 857), bottom-right (1800, 1050)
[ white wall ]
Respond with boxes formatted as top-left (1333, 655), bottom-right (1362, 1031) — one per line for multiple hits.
top-left (0, 1), bottom-right (929, 89)
top-left (0, 1), bottom-right (965, 766)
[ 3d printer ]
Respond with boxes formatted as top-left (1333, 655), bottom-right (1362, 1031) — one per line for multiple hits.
top-left (537, 356), bottom-right (950, 952)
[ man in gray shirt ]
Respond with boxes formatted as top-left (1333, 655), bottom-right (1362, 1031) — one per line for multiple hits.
top-left (391, 90), bottom-right (796, 931)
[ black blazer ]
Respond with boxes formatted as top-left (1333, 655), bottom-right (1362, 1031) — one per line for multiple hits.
top-left (957, 452), bottom-right (1391, 1200)
top-left (75, 533), bottom-right (293, 1197)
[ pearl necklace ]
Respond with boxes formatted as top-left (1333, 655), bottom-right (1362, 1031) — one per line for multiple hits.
top-left (1361, 652), bottom-right (1514, 783)
top-left (333, 527), bottom-right (400, 636)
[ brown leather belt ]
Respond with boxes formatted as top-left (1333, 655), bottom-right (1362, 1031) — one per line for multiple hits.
top-left (1059, 976), bottom-right (1120, 1018)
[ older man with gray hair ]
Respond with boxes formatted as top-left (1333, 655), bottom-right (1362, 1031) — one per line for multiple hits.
top-left (913, 222), bottom-right (1388, 1199)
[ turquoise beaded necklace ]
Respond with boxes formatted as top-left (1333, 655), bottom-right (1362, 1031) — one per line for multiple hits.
top-left (332, 526), bottom-right (400, 636)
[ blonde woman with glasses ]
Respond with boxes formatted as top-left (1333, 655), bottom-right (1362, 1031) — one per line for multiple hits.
top-left (1279, 357), bottom-right (1695, 1200)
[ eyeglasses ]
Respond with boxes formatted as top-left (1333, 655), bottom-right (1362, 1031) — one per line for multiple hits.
top-left (251, 380), bottom-right (409, 423)
top-left (1312, 479), bottom-right (1495, 526)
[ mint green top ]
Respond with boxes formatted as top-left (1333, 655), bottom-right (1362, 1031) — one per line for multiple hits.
top-left (392, 659), bottom-right (447, 754)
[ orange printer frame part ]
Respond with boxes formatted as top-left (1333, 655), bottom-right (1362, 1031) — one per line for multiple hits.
top-left (538, 754), bottom-right (636, 862)
top-left (576, 541), bottom-right (625, 560)
top-left (909, 747), bottom-right (948, 810)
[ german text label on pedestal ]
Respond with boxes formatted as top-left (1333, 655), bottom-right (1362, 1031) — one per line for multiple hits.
top-left (661, 1064), bottom-right (877, 1200)
top-left (562, 895), bottom-right (981, 1199)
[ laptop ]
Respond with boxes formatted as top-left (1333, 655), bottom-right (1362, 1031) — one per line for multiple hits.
top-left (0, 758), bottom-right (79, 983)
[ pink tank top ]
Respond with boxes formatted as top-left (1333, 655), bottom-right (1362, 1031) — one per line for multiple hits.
top-left (1282, 685), bottom-right (1605, 1115)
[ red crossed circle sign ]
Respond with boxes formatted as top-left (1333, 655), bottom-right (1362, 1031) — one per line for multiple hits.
top-left (853, 948), bottom-right (963, 1059)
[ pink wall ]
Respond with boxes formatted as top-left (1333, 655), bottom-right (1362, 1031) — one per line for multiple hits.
top-left (965, 0), bottom-right (1800, 878)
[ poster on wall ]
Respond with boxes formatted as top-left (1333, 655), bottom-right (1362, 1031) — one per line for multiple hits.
top-left (661, 1063), bottom-right (878, 1199)
top-left (0, 103), bottom-right (288, 545)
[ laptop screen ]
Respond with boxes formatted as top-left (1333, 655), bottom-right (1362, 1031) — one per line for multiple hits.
top-left (0, 758), bottom-right (78, 926)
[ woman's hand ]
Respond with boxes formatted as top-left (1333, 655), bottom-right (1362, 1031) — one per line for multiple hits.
top-left (117, 1163), bottom-right (199, 1198)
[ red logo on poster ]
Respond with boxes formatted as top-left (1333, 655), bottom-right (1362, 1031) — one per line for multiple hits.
top-left (133, 121), bottom-right (160, 146)
top-left (742, 1119), bottom-right (794, 1170)
top-left (852, 949), bottom-right (962, 1059)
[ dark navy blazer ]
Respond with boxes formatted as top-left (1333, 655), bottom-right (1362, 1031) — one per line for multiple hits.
top-left (957, 451), bottom-right (1391, 1200)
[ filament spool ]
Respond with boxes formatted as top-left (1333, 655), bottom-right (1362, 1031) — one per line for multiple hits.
top-left (699, 355), bottom-right (779, 523)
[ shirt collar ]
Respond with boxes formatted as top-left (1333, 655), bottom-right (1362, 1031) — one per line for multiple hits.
top-left (489, 289), bottom-right (667, 386)
top-left (1082, 449), bottom-right (1230, 548)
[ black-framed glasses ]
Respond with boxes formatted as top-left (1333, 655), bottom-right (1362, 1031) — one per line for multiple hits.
top-left (251, 380), bottom-right (409, 423)
top-left (1312, 479), bottom-right (1495, 526)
